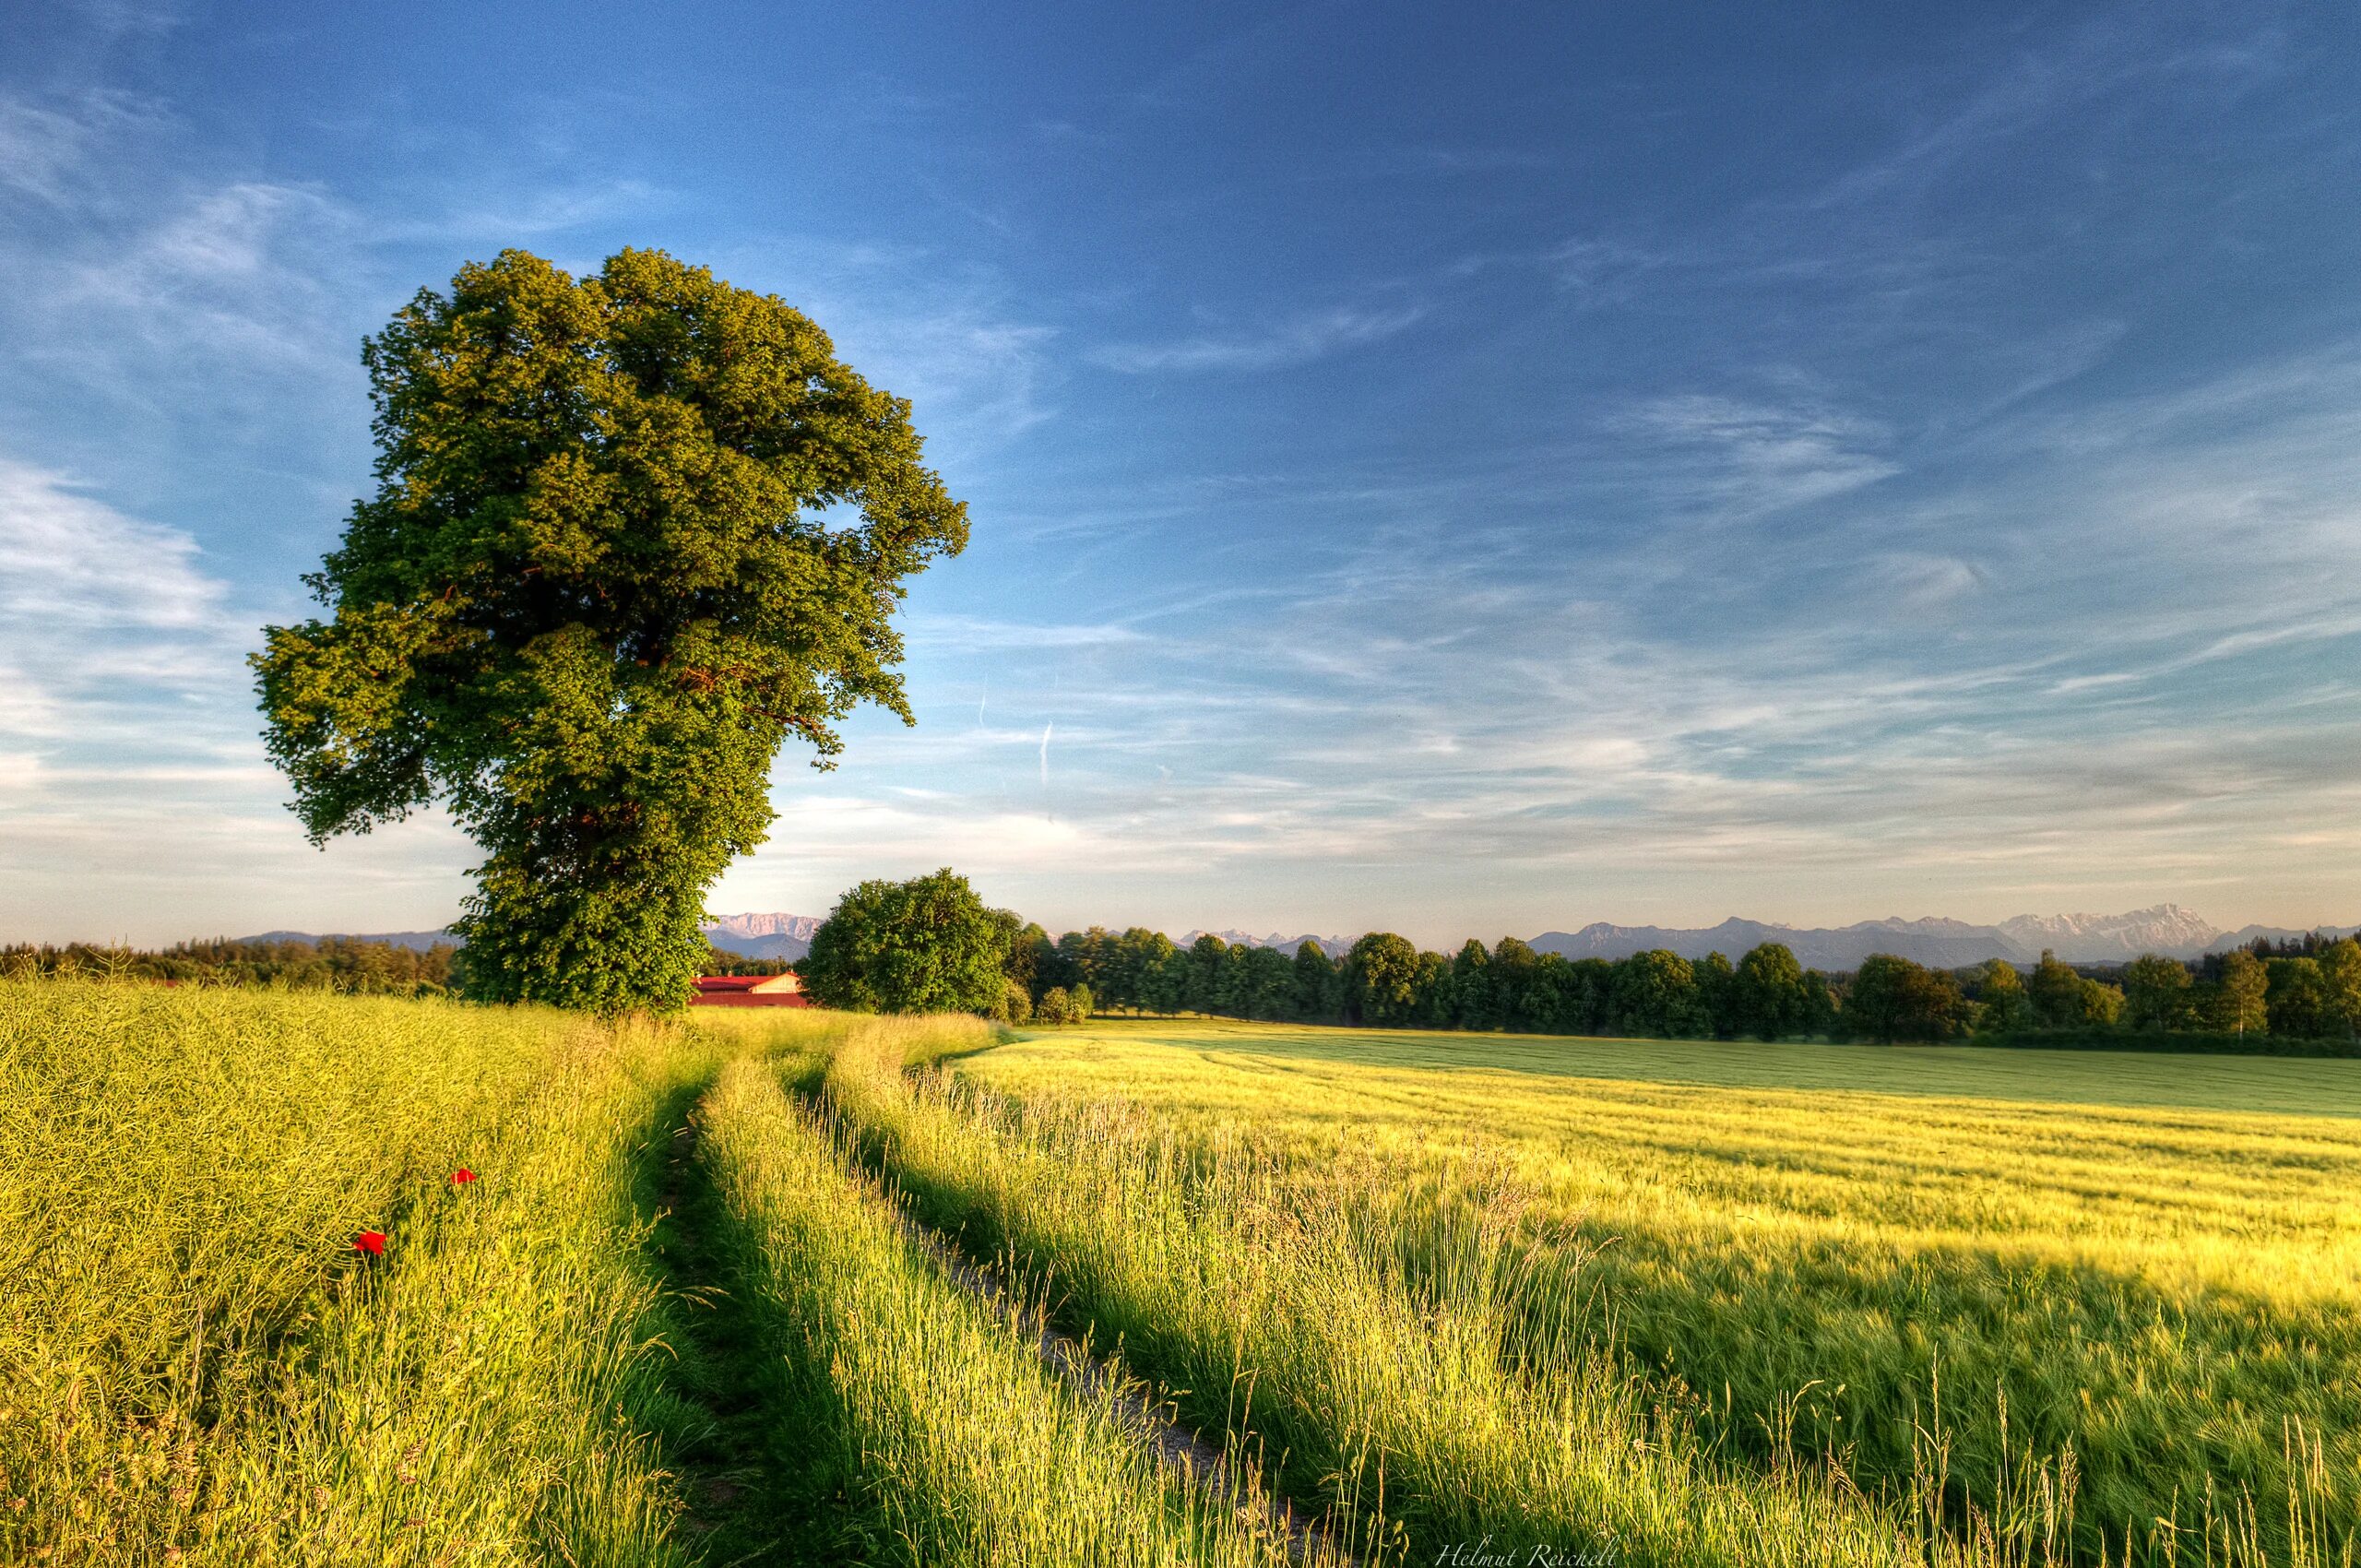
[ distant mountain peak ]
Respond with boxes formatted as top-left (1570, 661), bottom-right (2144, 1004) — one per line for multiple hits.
top-left (1182, 929), bottom-right (1356, 959)
top-left (1525, 906), bottom-right (2352, 968)
top-left (701, 912), bottom-right (822, 962)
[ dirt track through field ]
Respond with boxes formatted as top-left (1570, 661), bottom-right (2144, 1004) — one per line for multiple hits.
top-left (881, 1202), bottom-right (1348, 1566)
top-left (658, 1068), bottom-right (1346, 1564)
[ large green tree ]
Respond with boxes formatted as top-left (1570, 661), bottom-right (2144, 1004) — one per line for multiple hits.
top-left (1731, 942), bottom-right (1811, 1040)
top-left (2120, 953), bottom-right (2193, 1030)
top-left (2319, 938), bottom-right (2361, 1039)
top-left (1347, 932), bottom-right (1422, 1025)
top-left (2026, 950), bottom-right (2089, 1028)
top-left (254, 249), bottom-right (965, 1012)
top-left (1972, 957), bottom-right (2033, 1034)
top-left (1844, 954), bottom-right (1968, 1043)
top-left (1608, 949), bottom-right (1708, 1039)
top-left (799, 869), bottom-right (1005, 1015)
top-left (2264, 957), bottom-right (2330, 1039)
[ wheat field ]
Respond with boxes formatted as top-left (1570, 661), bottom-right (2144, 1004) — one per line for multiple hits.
top-left (9, 984), bottom-right (2355, 1566)
top-left (955, 1019), bottom-right (2361, 1566)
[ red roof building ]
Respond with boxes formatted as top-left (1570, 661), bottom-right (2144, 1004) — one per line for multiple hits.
top-left (689, 973), bottom-right (811, 1008)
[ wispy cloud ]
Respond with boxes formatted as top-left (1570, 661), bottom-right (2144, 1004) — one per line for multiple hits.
top-left (0, 458), bottom-right (223, 632)
top-left (1608, 392), bottom-right (1901, 521)
top-left (1092, 302), bottom-right (1426, 374)
top-left (909, 613), bottom-right (1151, 652)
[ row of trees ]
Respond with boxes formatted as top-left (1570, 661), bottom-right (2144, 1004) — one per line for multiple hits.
top-left (1006, 924), bottom-right (1846, 1039)
top-left (791, 871), bottom-right (2361, 1047)
top-left (2, 938), bottom-right (459, 996)
top-left (1012, 926), bottom-right (2361, 1046)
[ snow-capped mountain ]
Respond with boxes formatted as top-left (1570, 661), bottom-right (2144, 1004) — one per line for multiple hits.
top-left (1181, 930), bottom-right (1356, 959)
top-left (1994, 905), bottom-right (2223, 960)
top-left (1528, 917), bottom-right (2018, 971)
top-left (1529, 905), bottom-right (2356, 968)
top-left (701, 912), bottom-right (824, 961)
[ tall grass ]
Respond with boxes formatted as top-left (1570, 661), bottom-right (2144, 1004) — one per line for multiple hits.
top-left (696, 1041), bottom-right (1304, 1567)
top-left (961, 1021), bottom-right (2361, 1568)
top-left (820, 1024), bottom-right (2011, 1568)
top-left (0, 978), bottom-right (706, 1565)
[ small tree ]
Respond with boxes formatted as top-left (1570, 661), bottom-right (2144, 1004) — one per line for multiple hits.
top-left (1972, 958), bottom-right (2033, 1034)
top-left (799, 869), bottom-right (1005, 1015)
top-left (2216, 948), bottom-right (2270, 1036)
top-left (1800, 970), bottom-right (1838, 1037)
top-left (254, 249), bottom-right (964, 1013)
top-left (1035, 985), bottom-right (1092, 1025)
top-left (2317, 938), bottom-right (2361, 1039)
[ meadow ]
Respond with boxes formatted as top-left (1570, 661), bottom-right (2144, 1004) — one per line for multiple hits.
top-left (7, 982), bottom-right (2355, 1566)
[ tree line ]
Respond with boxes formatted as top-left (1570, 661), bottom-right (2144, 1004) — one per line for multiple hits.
top-left (790, 872), bottom-right (2361, 1051)
top-left (3, 937), bottom-right (459, 996)
top-left (1004, 925), bottom-right (2361, 1049)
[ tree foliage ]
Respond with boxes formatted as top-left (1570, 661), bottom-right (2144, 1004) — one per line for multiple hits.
top-left (2121, 954), bottom-right (2192, 1029)
top-left (798, 869), bottom-right (1005, 1015)
top-left (1732, 942), bottom-right (1812, 1040)
top-left (1608, 949), bottom-right (1709, 1039)
top-left (254, 249), bottom-right (965, 1013)
top-left (1347, 932), bottom-right (1422, 1025)
top-left (1844, 955), bottom-right (1969, 1043)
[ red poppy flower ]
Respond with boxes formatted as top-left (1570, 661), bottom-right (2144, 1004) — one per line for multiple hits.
top-left (353, 1230), bottom-right (386, 1256)
top-left (450, 1168), bottom-right (477, 1185)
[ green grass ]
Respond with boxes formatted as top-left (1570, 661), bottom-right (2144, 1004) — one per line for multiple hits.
top-left (825, 1018), bottom-right (2001, 1568)
top-left (1046, 1016), bottom-right (2361, 1116)
top-left (1, 985), bottom-right (1338, 1566)
top-left (698, 1033), bottom-right (1308, 1566)
top-left (0, 978), bottom-right (706, 1565)
top-left (15, 982), bottom-right (2353, 1566)
top-left (957, 1018), bottom-right (2361, 1566)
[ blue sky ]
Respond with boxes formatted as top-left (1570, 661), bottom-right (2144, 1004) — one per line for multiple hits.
top-left (5, 1), bottom-right (2360, 946)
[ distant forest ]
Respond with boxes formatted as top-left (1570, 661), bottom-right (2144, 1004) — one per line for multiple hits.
top-left (1012, 924), bottom-right (2361, 1055)
top-left (3, 936), bottom-right (780, 995)
top-left (9, 925), bottom-right (2355, 1055)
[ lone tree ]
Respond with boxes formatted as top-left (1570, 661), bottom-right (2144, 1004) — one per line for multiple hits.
top-left (254, 249), bottom-right (966, 1012)
top-left (799, 869), bottom-right (1007, 1015)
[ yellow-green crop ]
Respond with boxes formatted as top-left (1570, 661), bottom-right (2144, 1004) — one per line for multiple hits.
top-left (699, 1037), bottom-right (1309, 1566)
top-left (0, 977), bottom-right (706, 1565)
top-left (957, 1018), bottom-right (2361, 1566)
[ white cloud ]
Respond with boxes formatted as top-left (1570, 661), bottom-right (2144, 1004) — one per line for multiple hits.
top-left (0, 458), bottom-right (224, 630)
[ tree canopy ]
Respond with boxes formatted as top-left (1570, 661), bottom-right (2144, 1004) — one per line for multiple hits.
top-left (254, 248), bottom-right (965, 1012)
top-left (1844, 954), bottom-right (1969, 1043)
top-left (1732, 942), bottom-right (1812, 1039)
top-left (799, 869), bottom-right (1008, 1015)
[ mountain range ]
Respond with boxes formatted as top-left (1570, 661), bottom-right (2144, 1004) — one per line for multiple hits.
top-left (231, 916), bottom-right (824, 962)
top-left (1528, 905), bottom-right (2358, 969)
top-left (236, 929), bottom-right (455, 953)
top-left (231, 904), bottom-right (2358, 972)
top-left (1180, 930), bottom-right (1357, 959)
top-left (700, 911), bottom-right (825, 961)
